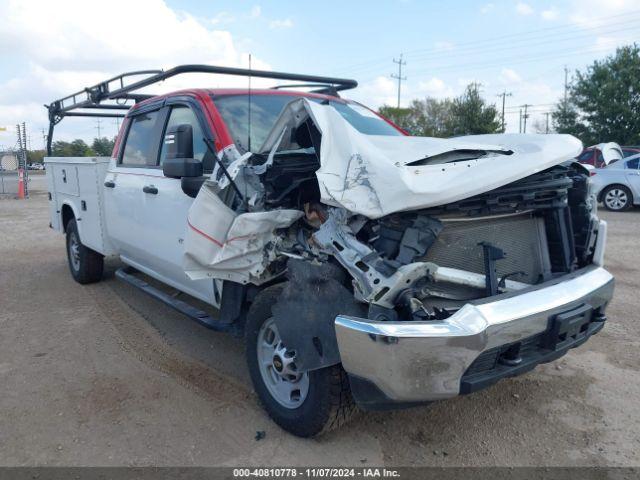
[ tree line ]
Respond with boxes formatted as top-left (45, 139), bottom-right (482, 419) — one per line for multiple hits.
top-left (26, 137), bottom-right (116, 163)
top-left (552, 44), bottom-right (640, 146)
top-left (378, 83), bottom-right (501, 137)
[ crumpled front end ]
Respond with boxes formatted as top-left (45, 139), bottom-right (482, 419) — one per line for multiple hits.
top-left (182, 97), bottom-right (613, 406)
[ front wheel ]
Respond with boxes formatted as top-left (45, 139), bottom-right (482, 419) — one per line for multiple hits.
top-left (602, 185), bottom-right (633, 211)
top-left (65, 219), bottom-right (104, 284)
top-left (245, 285), bottom-right (356, 437)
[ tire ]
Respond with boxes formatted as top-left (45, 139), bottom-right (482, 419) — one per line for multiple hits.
top-left (245, 284), bottom-right (356, 437)
top-left (602, 185), bottom-right (633, 211)
top-left (65, 219), bottom-right (104, 284)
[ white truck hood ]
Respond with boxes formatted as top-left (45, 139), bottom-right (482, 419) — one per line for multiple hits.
top-left (261, 98), bottom-right (583, 219)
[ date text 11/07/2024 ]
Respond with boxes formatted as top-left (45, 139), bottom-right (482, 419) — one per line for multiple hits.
top-left (232, 467), bottom-right (401, 478)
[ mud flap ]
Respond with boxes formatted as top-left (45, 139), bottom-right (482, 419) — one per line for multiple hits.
top-left (271, 259), bottom-right (366, 372)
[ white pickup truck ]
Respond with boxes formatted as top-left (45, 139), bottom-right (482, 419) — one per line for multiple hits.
top-left (45, 66), bottom-right (614, 437)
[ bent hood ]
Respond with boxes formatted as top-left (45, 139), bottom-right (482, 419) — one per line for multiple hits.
top-left (261, 98), bottom-right (583, 219)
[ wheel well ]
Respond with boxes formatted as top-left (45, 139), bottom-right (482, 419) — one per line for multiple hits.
top-left (599, 183), bottom-right (632, 203)
top-left (61, 204), bottom-right (75, 232)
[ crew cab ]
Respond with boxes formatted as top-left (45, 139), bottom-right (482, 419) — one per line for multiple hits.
top-left (45, 65), bottom-right (614, 437)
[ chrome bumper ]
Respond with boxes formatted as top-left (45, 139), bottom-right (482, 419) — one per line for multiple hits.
top-left (335, 265), bottom-right (614, 406)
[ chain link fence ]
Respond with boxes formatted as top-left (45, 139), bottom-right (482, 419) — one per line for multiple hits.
top-left (0, 150), bottom-right (22, 196)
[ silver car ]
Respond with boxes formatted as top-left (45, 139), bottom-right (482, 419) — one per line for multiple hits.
top-left (591, 153), bottom-right (640, 211)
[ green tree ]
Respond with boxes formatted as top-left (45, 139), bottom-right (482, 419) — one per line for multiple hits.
top-left (413, 98), bottom-right (454, 137)
top-left (552, 44), bottom-right (640, 145)
top-left (27, 149), bottom-right (46, 164)
top-left (446, 83), bottom-right (501, 136)
top-left (379, 98), bottom-right (453, 136)
top-left (51, 139), bottom-right (95, 157)
top-left (379, 84), bottom-right (500, 137)
top-left (378, 105), bottom-right (414, 133)
top-left (92, 137), bottom-right (116, 156)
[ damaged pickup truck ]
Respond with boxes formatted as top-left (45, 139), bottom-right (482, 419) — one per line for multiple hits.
top-left (45, 65), bottom-right (614, 437)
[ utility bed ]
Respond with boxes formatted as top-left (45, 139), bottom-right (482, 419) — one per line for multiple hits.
top-left (45, 157), bottom-right (116, 256)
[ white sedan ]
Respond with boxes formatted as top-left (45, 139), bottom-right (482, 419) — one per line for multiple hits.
top-left (590, 153), bottom-right (640, 211)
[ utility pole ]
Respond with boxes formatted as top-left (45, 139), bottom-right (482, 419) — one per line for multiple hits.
top-left (95, 118), bottom-right (102, 139)
top-left (497, 91), bottom-right (512, 133)
top-left (519, 108), bottom-right (522, 133)
top-left (563, 65), bottom-right (569, 104)
top-left (522, 104), bottom-right (530, 133)
top-left (391, 54), bottom-right (407, 108)
top-left (41, 128), bottom-right (47, 151)
top-left (544, 112), bottom-right (551, 134)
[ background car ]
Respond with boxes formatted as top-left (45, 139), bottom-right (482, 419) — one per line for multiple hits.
top-left (622, 146), bottom-right (640, 157)
top-left (576, 142), bottom-right (624, 168)
top-left (590, 152), bottom-right (640, 211)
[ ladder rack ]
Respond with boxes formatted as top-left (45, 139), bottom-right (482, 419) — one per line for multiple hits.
top-left (45, 64), bottom-right (358, 154)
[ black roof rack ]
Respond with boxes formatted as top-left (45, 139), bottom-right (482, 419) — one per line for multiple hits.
top-left (45, 64), bottom-right (358, 155)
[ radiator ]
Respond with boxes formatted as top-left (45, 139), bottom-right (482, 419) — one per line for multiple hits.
top-left (422, 212), bottom-right (551, 284)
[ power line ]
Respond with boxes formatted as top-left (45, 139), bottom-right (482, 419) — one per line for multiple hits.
top-left (391, 54), bottom-right (407, 108)
top-left (334, 11), bottom-right (640, 76)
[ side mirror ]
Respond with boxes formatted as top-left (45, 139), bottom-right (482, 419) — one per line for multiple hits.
top-left (162, 124), bottom-right (203, 178)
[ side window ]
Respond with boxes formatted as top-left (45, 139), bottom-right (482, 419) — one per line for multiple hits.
top-left (121, 111), bottom-right (162, 166)
top-left (626, 158), bottom-right (639, 169)
top-left (595, 150), bottom-right (605, 167)
top-left (159, 106), bottom-right (208, 166)
top-left (577, 150), bottom-right (592, 162)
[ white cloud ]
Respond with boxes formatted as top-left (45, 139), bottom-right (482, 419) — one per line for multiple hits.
top-left (434, 41), bottom-right (455, 52)
top-left (249, 5), bottom-right (262, 18)
top-left (0, 0), bottom-right (271, 142)
top-left (568, 0), bottom-right (638, 57)
top-left (417, 77), bottom-right (454, 98)
top-left (541, 8), bottom-right (559, 20)
top-left (480, 3), bottom-right (494, 14)
top-left (499, 68), bottom-right (522, 84)
top-left (211, 11), bottom-right (235, 25)
top-left (516, 2), bottom-right (534, 15)
top-left (345, 76), bottom-right (398, 109)
top-left (269, 18), bottom-right (294, 29)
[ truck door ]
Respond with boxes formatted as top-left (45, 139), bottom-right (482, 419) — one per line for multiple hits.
top-left (103, 100), bottom-right (217, 304)
top-left (103, 104), bottom-right (166, 264)
top-left (139, 101), bottom-right (218, 303)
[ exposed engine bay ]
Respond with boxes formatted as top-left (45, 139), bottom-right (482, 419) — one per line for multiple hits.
top-left (182, 98), bottom-right (598, 371)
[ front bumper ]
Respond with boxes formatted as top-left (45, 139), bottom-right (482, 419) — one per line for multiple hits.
top-left (335, 265), bottom-right (614, 410)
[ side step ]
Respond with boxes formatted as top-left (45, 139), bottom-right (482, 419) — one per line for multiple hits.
top-left (115, 267), bottom-right (235, 333)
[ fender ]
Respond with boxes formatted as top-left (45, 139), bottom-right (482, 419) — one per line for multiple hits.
top-left (271, 259), bottom-right (367, 372)
top-left (60, 200), bottom-right (80, 234)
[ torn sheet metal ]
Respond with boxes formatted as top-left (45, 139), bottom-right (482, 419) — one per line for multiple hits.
top-left (261, 98), bottom-right (583, 219)
top-left (183, 181), bottom-right (302, 284)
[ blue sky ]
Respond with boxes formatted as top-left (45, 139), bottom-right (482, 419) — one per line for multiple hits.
top-left (0, 0), bottom-right (637, 148)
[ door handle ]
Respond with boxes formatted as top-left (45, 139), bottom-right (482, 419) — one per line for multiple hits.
top-left (143, 185), bottom-right (158, 195)
top-left (104, 180), bottom-right (115, 188)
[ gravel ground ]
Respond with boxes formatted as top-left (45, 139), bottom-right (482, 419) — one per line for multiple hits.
top-left (0, 174), bottom-right (638, 466)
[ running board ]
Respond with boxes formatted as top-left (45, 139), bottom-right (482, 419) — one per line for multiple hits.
top-left (115, 267), bottom-right (235, 333)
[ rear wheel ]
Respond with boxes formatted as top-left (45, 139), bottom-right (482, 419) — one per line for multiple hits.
top-left (65, 219), bottom-right (104, 284)
top-left (602, 185), bottom-right (632, 211)
top-left (245, 285), bottom-right (356, 437)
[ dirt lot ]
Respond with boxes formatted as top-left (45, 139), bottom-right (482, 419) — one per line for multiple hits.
top-left (1, 175), bottom-right (639, 467)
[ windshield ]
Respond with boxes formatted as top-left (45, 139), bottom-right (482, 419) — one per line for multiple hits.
top-left (212, 94), bottom-right (401, 153)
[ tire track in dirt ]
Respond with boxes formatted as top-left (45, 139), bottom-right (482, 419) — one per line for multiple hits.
top-left (85, 277), bottom-right (255, 412)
